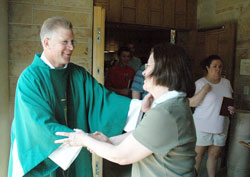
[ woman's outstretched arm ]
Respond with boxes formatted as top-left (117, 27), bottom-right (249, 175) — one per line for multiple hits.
top-left (55, 129), bottom-right (152, 165)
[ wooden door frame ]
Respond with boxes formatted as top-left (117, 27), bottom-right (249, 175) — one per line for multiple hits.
top-left (92, 6), bottom-right (105, 177)
top-left (93, 6), bottom-right (105, 84)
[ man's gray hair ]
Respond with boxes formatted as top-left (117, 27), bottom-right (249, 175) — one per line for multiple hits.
top-left (40, 17), bottom-right (73, 46)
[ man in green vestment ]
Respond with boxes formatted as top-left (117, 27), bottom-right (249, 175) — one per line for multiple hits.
top-left (8, 17), bottom-right (147, 177)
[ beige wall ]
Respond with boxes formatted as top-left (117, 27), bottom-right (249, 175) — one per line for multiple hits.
top-left (197, 0), bottom-right (250, 110)
top-left (0, 0), bottom-right (10, 176)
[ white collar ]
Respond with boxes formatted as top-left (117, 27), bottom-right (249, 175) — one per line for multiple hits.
top-left (152, 90), bottom-right (186, 108)
top-left (40, 52), bottom-right (68, 69)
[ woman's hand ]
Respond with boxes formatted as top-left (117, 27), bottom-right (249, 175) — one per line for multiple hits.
top-left (92, 131), bottom-right (112, 144)
top-left (86, 132), bottom-right (112, 153)
top-left (141, 93), bottom-right (154, 112)
top-left (55, 129), bottom-right (88, 147)
top-left (228, 106), bottom-right (235, 115)
top-left (202, 83), bottom-right (212, 93)
top-left (189, 83), bottom-right (211, 107)
top-left (55, 130), bottom-right (112, 148)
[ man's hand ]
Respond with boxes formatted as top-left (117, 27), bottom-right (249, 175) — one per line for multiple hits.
top-left (141, 93), bottom-right (154, 112)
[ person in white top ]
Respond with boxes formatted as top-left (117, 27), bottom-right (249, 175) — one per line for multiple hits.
top-left (189, 55), bottom-right (235, 177)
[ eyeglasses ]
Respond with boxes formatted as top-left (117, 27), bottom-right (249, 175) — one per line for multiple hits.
top-left (145, 63), bottom-right (155, 69)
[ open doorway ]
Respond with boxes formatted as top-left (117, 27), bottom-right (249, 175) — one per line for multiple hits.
top-left (104, 23), bottom-right (170, 69)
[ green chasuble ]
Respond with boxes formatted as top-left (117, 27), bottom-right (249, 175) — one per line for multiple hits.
top-left (8, 53), bottom-right (131, 177)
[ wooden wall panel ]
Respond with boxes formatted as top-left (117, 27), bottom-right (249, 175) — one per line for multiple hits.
top-left (175, 14), bottom-right (186, 29)
top-left (136, 0), bottom-right (149, 25)
top-left (150, 11), bottom-right (161, 26)
top-left (192, 24), bottom-right (236, 83)
top-left (205, 31), bottom-right (219, 55)
top-left (107, 0), bottom-right (121, 22)
top-left (122, 8), bottom-right (136, 23)
top-left (151, 0), bottom-right (163, 10)
top-left (175, 0), bottom-right (187, 14)
top-left (96, 0), bottom-right (197, 30)
top-left (163, 0), bottom-right (175, 27)
top-left (194, 32), bottom-right (206, 80)
top-left (123, 0), bottom-right (136, 7)
top-left (149, 0), bottom-right (163, 26)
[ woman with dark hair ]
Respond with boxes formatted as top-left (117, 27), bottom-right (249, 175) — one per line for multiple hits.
top-left (189, 55), bottom-right (234, 177)
top-left (55, 43), bottom-right (197, 177)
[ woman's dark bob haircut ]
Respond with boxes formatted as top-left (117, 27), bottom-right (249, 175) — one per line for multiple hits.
top-left (200, 55), bottom-right (222, 72)
top-left (148, 42), bottom-right (195, 98)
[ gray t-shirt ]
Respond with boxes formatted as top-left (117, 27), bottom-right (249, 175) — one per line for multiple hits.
top-left (132, 97), bottom-right (196, 177)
